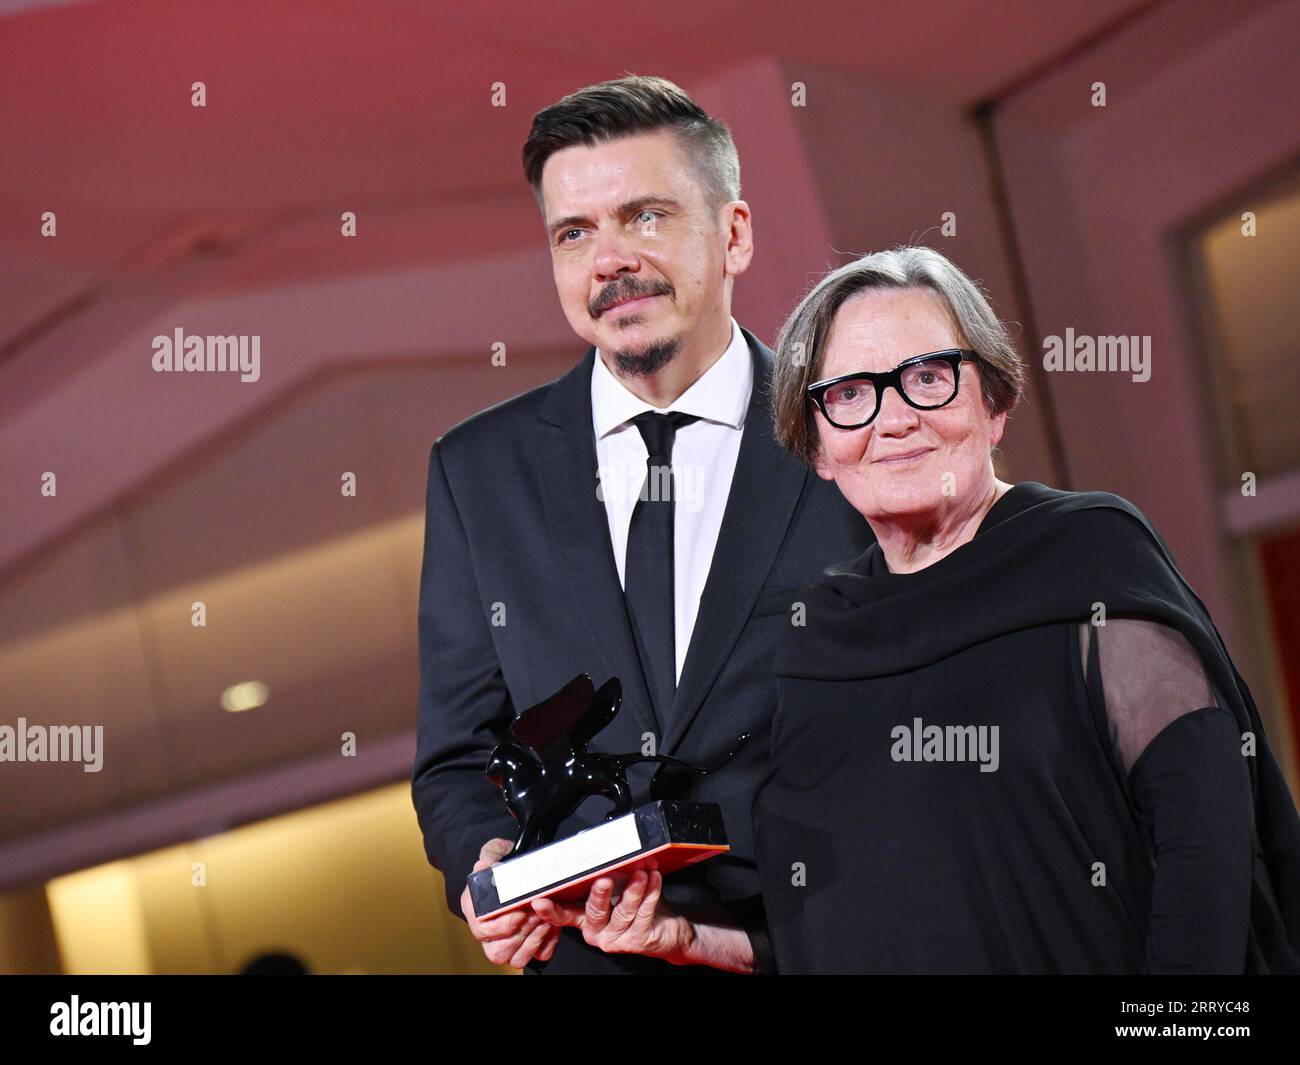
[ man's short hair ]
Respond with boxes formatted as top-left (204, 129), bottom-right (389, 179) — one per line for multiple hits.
top-left (522, 74), bottom-right (741, 214)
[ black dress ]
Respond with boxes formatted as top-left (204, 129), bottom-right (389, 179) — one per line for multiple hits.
top-left (751, 481), bottom-right (1300, 974)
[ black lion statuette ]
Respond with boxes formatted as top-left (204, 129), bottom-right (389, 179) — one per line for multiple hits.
top-left (485, 673), bottom-right (749, 856)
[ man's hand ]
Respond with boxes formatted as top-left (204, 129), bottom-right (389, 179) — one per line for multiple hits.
top-left (529, 865), bottom-right (696, 964)
top-left (459, 838), bottom-right (561, 969)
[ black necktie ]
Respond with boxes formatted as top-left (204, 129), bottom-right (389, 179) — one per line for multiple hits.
top-left (624, 411), bottom-right (699, 729)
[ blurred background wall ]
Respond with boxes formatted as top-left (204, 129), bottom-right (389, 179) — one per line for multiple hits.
top-left (0, 0), bottom-right (1297, 973)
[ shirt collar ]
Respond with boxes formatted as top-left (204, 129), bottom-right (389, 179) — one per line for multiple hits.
top-left (591, 317), bottom-right (752, 440)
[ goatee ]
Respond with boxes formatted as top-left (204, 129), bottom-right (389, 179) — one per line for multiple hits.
top-left (612, 336), bottom-right (681, 378)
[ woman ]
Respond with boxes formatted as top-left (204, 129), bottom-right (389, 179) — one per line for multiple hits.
top-left (753, 245), bottom-right (1300, 974)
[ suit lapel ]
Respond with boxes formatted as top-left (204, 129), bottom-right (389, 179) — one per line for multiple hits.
top-left (535, 330), bottom-right (808, 754)
top-left (535, 349), bottom-right (658, 739)
top-left (663, 329), bottom-right (808, 753)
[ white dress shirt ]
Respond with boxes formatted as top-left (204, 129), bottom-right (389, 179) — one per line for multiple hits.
top-left (591, 317), bottom-right (753, 685)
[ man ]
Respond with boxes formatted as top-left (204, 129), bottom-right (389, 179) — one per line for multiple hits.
top-left (412, 75), bottom-right (873, 974)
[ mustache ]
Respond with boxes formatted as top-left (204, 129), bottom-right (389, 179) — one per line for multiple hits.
top-left (590, 278), bottom-right (673, 318)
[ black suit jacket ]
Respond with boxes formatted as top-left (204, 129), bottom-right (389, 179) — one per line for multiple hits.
top-left (412, 326), bottom-right (874, 973)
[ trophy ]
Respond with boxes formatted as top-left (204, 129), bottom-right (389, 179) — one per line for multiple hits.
top-left (467, 673), bottom-right (748, 918)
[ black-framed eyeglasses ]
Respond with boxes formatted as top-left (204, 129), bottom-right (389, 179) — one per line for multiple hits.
top-left (806, 348), bottom-right (982, 430)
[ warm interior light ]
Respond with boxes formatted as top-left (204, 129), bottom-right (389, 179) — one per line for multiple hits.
top-left (221, 681), bottom-right (269, 713)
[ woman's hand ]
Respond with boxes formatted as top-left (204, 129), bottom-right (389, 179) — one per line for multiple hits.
top-left (529, 867), bottom-right (697, 964)
top-left (530, 865), bottom-right (758, 971)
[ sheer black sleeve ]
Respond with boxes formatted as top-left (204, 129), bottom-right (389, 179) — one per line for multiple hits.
top-left (727, 893), bottom-right (777, 974)
top-left (1079, 619), bottom-right (1253, 973)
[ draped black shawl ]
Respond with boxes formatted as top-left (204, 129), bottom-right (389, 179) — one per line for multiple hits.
top-left (753, 480), bottom-right (1300, 973)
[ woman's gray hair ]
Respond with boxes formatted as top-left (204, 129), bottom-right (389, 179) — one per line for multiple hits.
top-left (770, 245), bottom-right (1025, 470)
